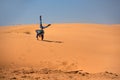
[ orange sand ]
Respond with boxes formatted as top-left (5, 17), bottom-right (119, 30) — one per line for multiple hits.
top-left (0, 23), bottom-right (120, 80)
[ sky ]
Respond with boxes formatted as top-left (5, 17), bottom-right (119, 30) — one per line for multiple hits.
top-left (0, 0), bottom-right (120, 26)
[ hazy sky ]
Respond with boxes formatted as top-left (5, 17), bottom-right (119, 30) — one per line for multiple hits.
top-left (0, 0), bottom-right (120, 26)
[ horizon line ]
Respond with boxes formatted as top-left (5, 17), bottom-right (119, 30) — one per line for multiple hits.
top-left (0, 22), bottom-right (120, 27)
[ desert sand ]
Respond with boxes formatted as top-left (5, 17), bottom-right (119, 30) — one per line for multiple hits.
top-left (0, 23), bottom-right (120, 80)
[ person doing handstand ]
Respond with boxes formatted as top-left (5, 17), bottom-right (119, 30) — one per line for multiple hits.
top-left (36, 16), bottom-right (51, 40)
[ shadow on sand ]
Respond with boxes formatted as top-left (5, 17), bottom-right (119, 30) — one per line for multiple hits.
top-left (42, 40), bottom-right (63, 43)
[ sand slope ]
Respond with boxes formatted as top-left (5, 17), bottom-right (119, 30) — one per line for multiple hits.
top-left (0, 24), bottom-right (120, 80)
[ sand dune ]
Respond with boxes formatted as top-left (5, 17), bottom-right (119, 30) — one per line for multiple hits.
top-left (0, 67), bottom-right (119, 80)
top-left (0, 23), bottom-right (120, 80)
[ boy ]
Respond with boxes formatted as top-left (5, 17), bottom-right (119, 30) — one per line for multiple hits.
top-left (36, 16), bottom-right (51, 40)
